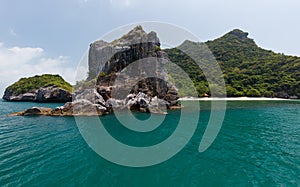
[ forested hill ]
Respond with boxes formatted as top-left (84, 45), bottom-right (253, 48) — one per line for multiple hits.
top-left (165, 29), bottom-right (300, 98)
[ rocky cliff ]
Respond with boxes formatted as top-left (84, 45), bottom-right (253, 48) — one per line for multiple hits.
top-left (89, 25), bottom-right (180, 111)
top-left (10, 26), bottom-right (181, 116)
top-left (88, 25), bottom-right (160, 79)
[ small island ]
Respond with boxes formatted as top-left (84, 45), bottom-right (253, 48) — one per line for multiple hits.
top-left (3, 74), bottom-right (73, 102)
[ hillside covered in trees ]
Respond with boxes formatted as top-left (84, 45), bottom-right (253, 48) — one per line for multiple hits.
top-left (165, 29), bottom-right (300, 98)
top-left (3, 74), bottom-right (73, 103)
top-left (5, 74), bottom-right (73, 95)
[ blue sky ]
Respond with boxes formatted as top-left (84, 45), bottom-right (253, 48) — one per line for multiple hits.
top-left (0, 0), bottom-right (299, 94)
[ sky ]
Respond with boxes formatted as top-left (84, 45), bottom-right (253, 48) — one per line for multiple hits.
top-left (0, 0), bottom-right (300, 94)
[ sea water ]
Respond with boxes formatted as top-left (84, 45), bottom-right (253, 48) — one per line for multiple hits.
top-left (0, 100), bottom-right (299, 186)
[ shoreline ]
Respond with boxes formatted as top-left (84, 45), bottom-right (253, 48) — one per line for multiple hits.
top-left (178, 97), bottom-right (297, 101)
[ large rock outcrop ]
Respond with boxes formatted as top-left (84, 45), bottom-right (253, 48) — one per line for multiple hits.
top-left (88, 25), bottom-right (161, 79)
top-left (90, 25), bottom-right (180, 107)
top-left (9, 90), bottom-right (169, 116)
top-left (10, 26), bottom-right (181, 116)
top-left (3, 86), bottom-right (72, 103)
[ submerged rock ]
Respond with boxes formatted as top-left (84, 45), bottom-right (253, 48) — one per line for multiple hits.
top-left (9, 107), bottom-right (53, 116)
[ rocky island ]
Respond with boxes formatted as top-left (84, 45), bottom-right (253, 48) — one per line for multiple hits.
top-left (9, 26), bottom-right (181, 116)
top-left (6, 26), bottom-right (300, 117)
top-left (3, 74), bottom-right (73, 103)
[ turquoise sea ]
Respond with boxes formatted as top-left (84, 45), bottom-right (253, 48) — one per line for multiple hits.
top-left (0, 99), bottom-right (300, 186)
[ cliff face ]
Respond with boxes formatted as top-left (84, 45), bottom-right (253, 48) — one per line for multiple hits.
top-left (88, 25), bottom-right (180, 110)
top-left (88, 25), bottom-right (160, 79)
top-left (3, 86), bottom-right (72, 103)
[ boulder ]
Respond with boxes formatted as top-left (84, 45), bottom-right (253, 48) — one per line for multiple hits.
top-left (36, 86), bottom-right (72, 102)
top-left (9, 107), bottom-right (53, 116)
top-left (105, 98), bottom-right (124, 109)
top-left (148, 96), bottom-right (168, 114)
top-left (75, 88), bottom-right (106, 106)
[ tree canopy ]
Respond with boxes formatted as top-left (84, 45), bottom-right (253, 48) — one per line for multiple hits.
top-left (6, 74), bottom-right (73, 95)
top-left (164, 29), bottom-right (300, 98)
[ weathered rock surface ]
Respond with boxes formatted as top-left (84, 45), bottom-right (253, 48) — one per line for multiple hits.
top-left (10, 91), bottom-right (169, 116)
top-left (3, 86), bottom-right (72, 103)
top-left (92, 25), bottom-right (180, 108)
top-left (88, 25), bottom-right (161, 79)
top-left (52, 99), bottom-right (107, 116)
top-left (9, 107), bottom-right (53, 116)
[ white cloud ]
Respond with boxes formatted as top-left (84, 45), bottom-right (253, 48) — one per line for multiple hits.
top-left (9, 28), bottom-right (17, 37)
top-left (0, 43), bottom-right (76, 95)
top-left (109, 0), bottom-right (135, 7)
top-left (78, 0), bottom-right (89, 4)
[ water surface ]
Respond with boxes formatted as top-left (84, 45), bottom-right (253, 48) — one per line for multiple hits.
top-left (0, 100), bottom-right (299, 186)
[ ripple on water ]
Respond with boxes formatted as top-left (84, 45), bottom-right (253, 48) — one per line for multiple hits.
top-left (0, 100), bottom-right (299, 186)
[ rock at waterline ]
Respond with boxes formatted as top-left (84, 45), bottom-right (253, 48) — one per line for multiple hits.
top-left (3, 74), bottom-right (72, 103)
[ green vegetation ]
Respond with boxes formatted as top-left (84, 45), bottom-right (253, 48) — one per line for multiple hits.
top-left (7, 74), bottom-right (73, 94)
top-left (99, 72), bottom-right (107, 77)
top-left (154, 46), bottom-right (161, 52)
top-left (164, 29), bottom-right (300, 98)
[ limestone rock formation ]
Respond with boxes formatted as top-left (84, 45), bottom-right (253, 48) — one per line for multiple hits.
top-left (90, 25), bottom-right (180, 108)
top-left (9, 91), bottom-right (169, 116)
top-left (9, 25), bottom-right (181, 116)
top-left (88, 25), bottom-right (161, 79)
top-left (3, 86), bottom-right (72, 103)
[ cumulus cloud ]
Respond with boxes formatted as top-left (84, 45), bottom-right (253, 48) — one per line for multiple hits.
top-left (0, 43), bottom-right (76, 94)
top-left (109, 0), bottom-right (135, 7)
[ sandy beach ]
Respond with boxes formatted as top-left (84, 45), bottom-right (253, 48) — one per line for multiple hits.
top-left (179, 97), bottom-right (293, 101)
